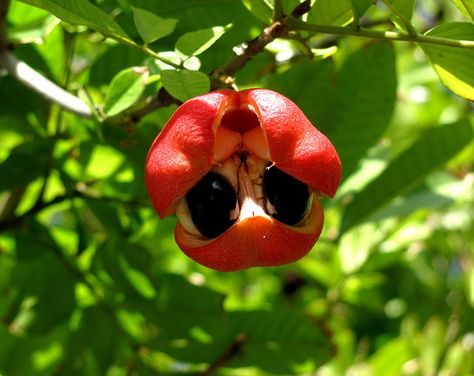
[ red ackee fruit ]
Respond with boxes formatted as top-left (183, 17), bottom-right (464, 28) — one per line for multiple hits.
top-left (145, 89), bottom-right (341, 272)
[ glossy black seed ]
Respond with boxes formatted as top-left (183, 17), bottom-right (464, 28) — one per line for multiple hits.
top-left (186, 173), bottom-right (237, 238)
top-left (263, 166), bottom-right (310, 225)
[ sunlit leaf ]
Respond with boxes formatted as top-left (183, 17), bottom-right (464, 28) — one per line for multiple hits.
top-left (18, 0), bottom-right (130, 40)
top-left (119, 255), bottom-right (156, 299)
top-left (241, 0), bottom-right (274, 24)
top-left (132, 6), bottom-right (178, 44)
top-left (421, 22), bottom-right (474, 100)
top-left (175, 25), bottom-right (231, 58)
top-left (161, 69), bottom-right (210, 102)
top-left (103, 66), bottom-right (149, 117)
top-left (350, 0), bottom-right (372, 21)
top-left (8, 14), bottom-right (59, 44)
top-left (369, 338), bottom-right (413, 375)
top-left (341, 118), bottom-right (473, 233)
top-left (384, 0), bottom-right (415, 22)
top-left (0, 139), bottom-right (52, 192)
top-left (448, 0), bottom-right (474, 21)
top-left (307, 0), bottom-right (353, 26)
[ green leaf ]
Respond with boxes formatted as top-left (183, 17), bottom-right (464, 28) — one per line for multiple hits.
top-left (350, 0), bottom-right (373, 21)
top-left (266, 58), bottom-right (336, 132)
top-left (88, 44), bottom-right (145, 86)
top-left (384, 0), bottom-right (415, 22)
top-left (468, 268), bottom-right (474, 308)
top-left (329, 42), bottom-right (397, 180)
top-left (368, 171), bottom-right (473, 222)
top-left (8, 229), bottom-right (76, 335)
top-left (241, 0), bottom-right (274, 24)
top-left (307, 0), bottom-right (353, 26)
top-left (161, 70), bottom-right (210, 102)
top-left (136, 1), bottom-right (261, 69)
top-left (0, 139), bottom-right (53, 193)
top-left (369, 338), bottom-right (413, 375)
top-left (175, 25), bottom-right (231, 58)
top-left (341, 118), bottom-right (473, 233)
top-left (226, 308), bottom-right (331, 373)
top-left (118, 255), bottom-right (156, 299)
top-left (132, 6), bottom-right (178, 44)
top-left (267, 43), bottom-right (396, 181)
top-left (157, 273), bottom-right (225, 313)
top-left (18, 0), bottom-right (130, 40)
top-left (9, 14), bottom-right (59, 44)
top-left (103, 67), bottom-right (149, 117)
top-left (421, 22), bottom-right (474, 100)
top-left (448, 0), bottom-right (474, 21)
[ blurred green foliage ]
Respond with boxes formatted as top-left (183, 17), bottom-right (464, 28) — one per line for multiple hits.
top-left (0, 0), bottom-right (473, 375)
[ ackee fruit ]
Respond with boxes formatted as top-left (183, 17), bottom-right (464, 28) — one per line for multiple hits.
top-left (145, 89), bottom-right (341, 271)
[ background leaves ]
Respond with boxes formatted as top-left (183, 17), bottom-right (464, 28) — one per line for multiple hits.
top-left (1, 0), bottom-right (473, 375)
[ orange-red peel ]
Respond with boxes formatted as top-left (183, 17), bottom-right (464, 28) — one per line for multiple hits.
top-left (145, 89), bottom-right (341, 271)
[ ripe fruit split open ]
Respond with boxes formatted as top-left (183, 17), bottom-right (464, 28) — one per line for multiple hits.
top-left (145, 89), bottom-right (341, 272)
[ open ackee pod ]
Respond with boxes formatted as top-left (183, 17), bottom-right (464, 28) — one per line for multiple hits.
top-left (145, 89), bottom-right (341, 272)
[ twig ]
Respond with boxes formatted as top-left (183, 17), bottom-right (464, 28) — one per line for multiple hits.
top-left (200, 334), bottom-right (247, 376)
top-left (274, 0), bottom-right (283, 21)
top-left (106, 87), bottom-right (181, 125)
top-left (0, 193), bottom-right (71, 232)
top-left (288, 17), bottom-right (474, 49)
top-left (291, 0), bottom-right (312, 18)
top-left (0, 52), bottom-right (93, 117)
top-left (0, 0), bottom-right (9, 51)
top-left (0, 0), bottom-right (91, 118)
top-left (211, 21), bottom-right (286, 89)
top-left (0, 186), bottom-right (145, 233)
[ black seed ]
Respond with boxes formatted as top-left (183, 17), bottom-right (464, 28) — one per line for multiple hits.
top-left (263, 166), bottom-right (310, 225)
top-left (186, 173), bottom-right (237, 238)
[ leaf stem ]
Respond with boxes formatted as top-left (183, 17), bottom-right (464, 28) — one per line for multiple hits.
top-left (287, 18), bottom-right (474, 49)
top-left (113, 35), bottom-right (181, 69)
top-left (274, 0), bottom-right (283, 21)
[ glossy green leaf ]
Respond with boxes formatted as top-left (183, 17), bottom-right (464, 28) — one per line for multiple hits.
top-left (175, 25), bottom-right (231, 58)
top-left (103, 66), bottom-right (148, 117)
top-left (0, 139), bottom-right (52, 192)
top-left (448, 0), bottom-right (474, 21)
top-left (421, 22), bottom-right (474, 100)
top-left (18, 0), bottom-right (130, 40)
top-left (307, 0), bottom-right (353, 26)
top-left (132, 6), bottom-right (178, 44)
top-left (161, 69), bottom-right (210, 102)
top-left (341, 118), bottom-right (473, 233)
